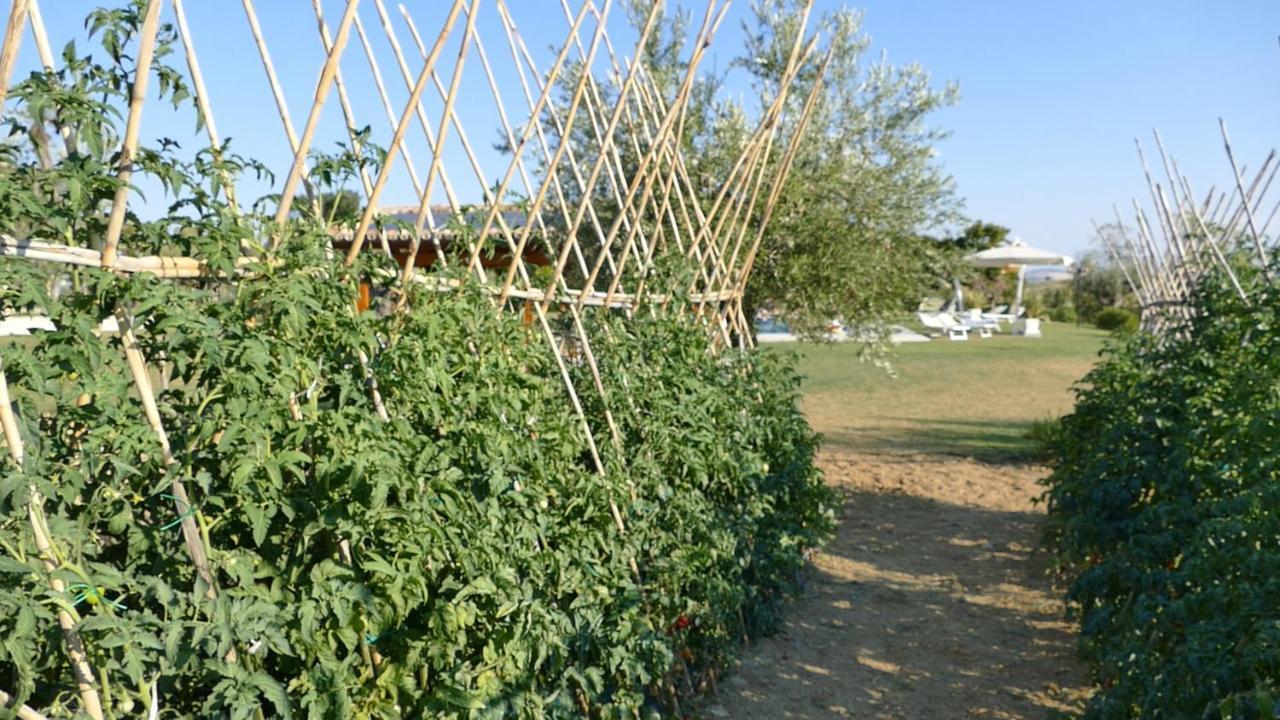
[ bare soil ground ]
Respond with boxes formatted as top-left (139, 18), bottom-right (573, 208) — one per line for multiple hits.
top-left (705, 452), bottom-right (1090, 719)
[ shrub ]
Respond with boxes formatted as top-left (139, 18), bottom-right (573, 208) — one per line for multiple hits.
top-left (1041, 259), bottom-right (1280, 718)
top-left (1093, 307), bottom-right (1137, 332)
top-left (1048, 305), bottom-right (1077, 323)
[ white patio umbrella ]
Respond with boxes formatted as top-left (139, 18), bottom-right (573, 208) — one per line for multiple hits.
top-left (965, 238), bottom-right (1073, 316)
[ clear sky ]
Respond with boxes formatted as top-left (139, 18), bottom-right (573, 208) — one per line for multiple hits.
top-left (13, 1), bottom-right (1280, 259)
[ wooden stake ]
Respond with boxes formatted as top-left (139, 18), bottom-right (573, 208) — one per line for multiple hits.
top-left (0, 689), bottom-right (48, 720)
top-left (273, 0), bottom-right (361, 229)
top-left (99, 0), bottom-right (163, 270)
top-left (0, 367), bottom-right (105, 720)
top-left (115, 311), bottom-right (221, 601)
top-left (1221, 118), bottom-right (1272, 276)
top-left (171, 0), bottom-right (239, 212)
top-left (398, 0), bottom-right (481, 295)
top-left (0, 0), bottom-right (29, 110)
top-left (345, 0), bottom-right (465, 265)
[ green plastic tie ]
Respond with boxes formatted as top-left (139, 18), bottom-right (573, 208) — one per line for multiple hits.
top-left (160, 493), bottom-right (195, 531)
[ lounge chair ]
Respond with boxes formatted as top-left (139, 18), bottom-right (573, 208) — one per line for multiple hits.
top-left (918, 311), bottom-right (969, 341)
top-left (965, 309), bottom-right (998, 338)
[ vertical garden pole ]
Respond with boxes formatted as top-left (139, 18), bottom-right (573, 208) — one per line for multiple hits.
top-left (345, 0), bottom-right (465, 265)
top-left (0, 0), bottom-right (30, 109)
top-left (272, 0), bottom-right (361, 229)
top-left (100, 0), bottom-right (163, 270)
top-left (0, 369), bottom-right (105, 720)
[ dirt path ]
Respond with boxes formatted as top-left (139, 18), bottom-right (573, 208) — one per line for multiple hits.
top-left (706, 451), bottom-right (1091, 719)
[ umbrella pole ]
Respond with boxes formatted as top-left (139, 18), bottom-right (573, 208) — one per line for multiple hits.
top-left (1013, 265), bottom-right (1027, 316)
top-left (952, 277), bottom-right (964, 311)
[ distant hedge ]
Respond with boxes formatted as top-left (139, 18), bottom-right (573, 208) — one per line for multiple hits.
top-left (1093, 307), bottom-right (1138, 333)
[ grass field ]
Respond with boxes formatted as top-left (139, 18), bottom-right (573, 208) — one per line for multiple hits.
top-left (771, 324), bottom-right (1109, 462)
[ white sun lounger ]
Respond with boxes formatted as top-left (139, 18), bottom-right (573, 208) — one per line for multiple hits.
top-left (918, 311), bottom-right (970, 341)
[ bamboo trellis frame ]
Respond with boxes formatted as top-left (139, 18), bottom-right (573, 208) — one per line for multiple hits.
top-left (0, 2), bottom-right (829, 714)
top-left (1098, 124), bottom-right (1279, 334)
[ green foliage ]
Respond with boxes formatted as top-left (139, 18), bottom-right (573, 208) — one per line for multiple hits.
top-left (1093, 307), bottom-right (1137, 333)
top-left (1024, 416), bottom-right (1062, 463)
top-left (1048, 304), bottom-right (1078, 324)
top-left (947, 221), bottom-right (1009, 254)
top-left (737, 1), bottom-right (960, 342)
top-left (1041, 259), bottom-right (1280, 718)
top-left (1076, 267), bottom-right (1132, 325)
top-left (0, 7), bottom-right (832, 718)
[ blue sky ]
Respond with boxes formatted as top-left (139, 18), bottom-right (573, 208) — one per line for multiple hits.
top-left (13, 1), bottom-right (1280, 258)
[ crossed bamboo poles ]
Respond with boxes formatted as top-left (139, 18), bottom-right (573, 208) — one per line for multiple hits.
top-left (1097, 125), bottom-right (1279, 334)
top-left (0, 1), bottom-right (828, 717)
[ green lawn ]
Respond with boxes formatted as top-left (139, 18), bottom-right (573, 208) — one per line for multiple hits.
top-left (770, 324), bottom-right (1109, 462)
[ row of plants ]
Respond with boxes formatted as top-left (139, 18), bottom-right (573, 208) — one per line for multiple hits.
top-left (0, 6), bottom-right (834, 718)
top-left (1039, 258), bottom-right (1280, 718)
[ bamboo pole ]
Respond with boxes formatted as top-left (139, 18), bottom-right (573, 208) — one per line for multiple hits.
top-left (458, 6), bottom-right (625, 451)
top-left (599, 2), bottom-right (741, 311)
top-left (1, 233), bottom-right (738, 307)
top-left (1215, 154), bottom-right (1277, 262)
top-left (1093, 219), bottom-right (1144, 307)
top-left (115, 312), bottom-right (221, 599)
top-left (0, 689), bottom-right (48, 720)
top-left (241, 0), bottom-right (319, 216)
top-left (617, 58), bottom-right (721, 305)
top-left (577, 0), bottom-right (730, 314)
top-left (494, 4), bottom-right (624, 280)
top-left (272, 0), bottom-right (361, 229)
top-left (0, 0), bottom-right (29, 109)
top-left (398, 0), bottom-right (481, 294)
top-left (1177, 183), bottom-right (1250, 302)
top-left (309, 0), bottom-right (394, 259)
top-left (306, 1), bottom-right (393, 428)
top-left (171, 0), bottom-right (238, 212)
top-left (371, 0), bottom-right (470, 222)
top-left (27, 0), bottom-right (73, 153)
top-left (400, 3), bottom-right (541, 283)
top-left (700, 119), bottom-right (778, 312)
top-left (695, 34), bottom-right (818, 323)
top-left (345, 0), bottom-right (465, 265)
top-left (355, 10), bottom-right (448, 263)
top-left (99, 0), bottom-right (163, 270)
top-left (728, 42), bottom-right (831, 332)
top-left (397, 1), bottom-right (544, 291)
top-left (499, 0), bottom-right (635, 285)
top-left (0, 368), bottom-right (105, 720)
top-left (1111, 207), bottom-right (1157, 306)
top-left (558, 0), bottom-right (727, 314)
top-left (681, 32), bottom-right (816, 308)
top-left (1132, 201), bottom-right (1182, 307)
top-left (478, 0), bottom-right (625, 295)
top-left (1221, 118), bottom-right (1272, 276)
top-left (550, 0), bottom-right (660, 282)
top-left (467, 0), bottom-right (604, 277)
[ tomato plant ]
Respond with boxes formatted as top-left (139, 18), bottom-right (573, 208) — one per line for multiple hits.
top-left (0, 5), bottom-right (833, 718)
top-left (1042, 256), bottom-right (1280, 719)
